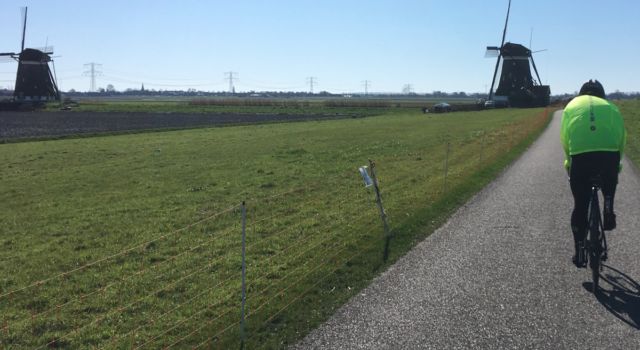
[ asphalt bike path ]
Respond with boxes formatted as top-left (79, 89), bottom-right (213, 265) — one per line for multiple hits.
top-left (293, 110), bottom-right (640, 349)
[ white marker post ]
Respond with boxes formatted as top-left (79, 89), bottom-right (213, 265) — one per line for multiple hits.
top-left (361, 160), bottom-right (392, 262)
top-left (443, 142), bottom-right (450, 194)
top-left (358, 166), bottom-right (374, 188)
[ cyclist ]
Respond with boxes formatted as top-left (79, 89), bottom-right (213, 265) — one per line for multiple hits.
top-left (560, 79), bottom-right (626, 268)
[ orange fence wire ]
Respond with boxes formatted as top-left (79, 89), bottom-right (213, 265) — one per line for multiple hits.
top-left (0, 204), bottom-right (240, 302)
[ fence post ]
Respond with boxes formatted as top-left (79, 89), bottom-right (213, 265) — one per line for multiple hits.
top-left (368, 160), bottom-right (392, 262)
top-left (240, 201), bottom-right (247, 349)
top-left (443, 142), bottom-right (450, 194)
top-left (480, 131), bottom-right (486, 167)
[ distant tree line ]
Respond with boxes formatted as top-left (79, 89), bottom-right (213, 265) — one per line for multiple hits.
top-left (43, 89), bottom-right (492, 99)
top-left (551, 91), bottom-right (640, 103)
top-left (2, 87), bottom-right (638, 100)
top-left (606, 91), bottom-right (640, 100)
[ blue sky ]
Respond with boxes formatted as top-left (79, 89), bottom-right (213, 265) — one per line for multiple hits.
top-left (1, 0), bottom-right (639, 94)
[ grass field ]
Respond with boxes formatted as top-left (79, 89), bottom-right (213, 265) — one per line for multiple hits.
top-left (0, 107), bottom-right (549, 348)
top-left (617, 99), bottom-right (640, 167)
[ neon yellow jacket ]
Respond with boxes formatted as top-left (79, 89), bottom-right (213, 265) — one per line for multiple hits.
top-left (560, 95), bottom-right (626, 170)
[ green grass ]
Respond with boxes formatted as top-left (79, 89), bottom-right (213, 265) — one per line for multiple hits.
top-left (0, 107), bottom-right (550, 348)
top-left (617, 99), bottom-right (640, 167)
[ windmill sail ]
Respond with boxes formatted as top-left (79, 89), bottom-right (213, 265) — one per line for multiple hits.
top-left (484, 46), bottom-right (500, 58)
top-left (20, 7), bottom-right (27, 52)
top-left (488, 0), bottom-right (511, 101)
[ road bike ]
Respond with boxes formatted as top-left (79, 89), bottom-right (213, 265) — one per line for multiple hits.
top-left (577, 176), bottom-right (609, 293)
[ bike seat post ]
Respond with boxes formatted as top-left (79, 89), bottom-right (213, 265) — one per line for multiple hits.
top-left (589, 175), bottom-right (603, 190)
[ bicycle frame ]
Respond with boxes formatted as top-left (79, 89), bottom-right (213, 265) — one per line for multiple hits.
top-left (586, 183), bottom-right (608, 292)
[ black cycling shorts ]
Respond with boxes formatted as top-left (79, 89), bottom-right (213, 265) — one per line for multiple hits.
top-left (569, 151), bottom-right (620, 236)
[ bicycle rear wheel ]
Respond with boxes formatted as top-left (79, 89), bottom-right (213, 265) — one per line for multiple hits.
top-left (588, 196), bottom-right (602, 293)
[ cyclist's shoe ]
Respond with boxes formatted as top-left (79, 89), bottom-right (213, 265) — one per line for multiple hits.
top-left (572, 242), bottom-right (587, 268)
top-left (572, 254), bottom-right (587, 268)
top-left (604, 212), bottom-right (616, 231)
top-left (604, 196), bottom-right (616, 230)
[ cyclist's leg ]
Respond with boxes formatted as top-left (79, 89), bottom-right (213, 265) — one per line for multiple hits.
top-left (600, 151), bottom-right (621, 230)
top-left (569, 155), bottom-right (591, 266)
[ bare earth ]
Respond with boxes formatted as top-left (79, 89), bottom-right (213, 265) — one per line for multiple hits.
top-left (0, 111), bottom-right (360, 140)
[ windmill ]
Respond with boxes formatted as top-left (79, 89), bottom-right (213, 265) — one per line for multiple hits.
top-left (485, 0), bottom-right (550, 108)
top-left (0, 7), bottom-right (60, 104)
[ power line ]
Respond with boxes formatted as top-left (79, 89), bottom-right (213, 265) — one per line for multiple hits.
top-left (100, 74), bottom-right (219, 88)
top-left (83, 62), bottom-right (102, 92)
top-left (224, 71), bottom-right (238, 93)
top-left (362, 80), bottom-right (371, 95)
top-left (101, 68), bottom-right (217, 83)
top-left (402, 84), bottom-right (413, 94)
top-left (306, 77), bottom-right (317, 94)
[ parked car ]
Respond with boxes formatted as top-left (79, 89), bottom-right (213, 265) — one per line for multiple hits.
top-left (484, 99), bottom-right (509, 109)
top-left (432, 102), bottom-right (452, 113)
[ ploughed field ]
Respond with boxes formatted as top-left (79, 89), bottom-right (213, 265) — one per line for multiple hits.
top-left (0, 111), bottom-right (365, 140)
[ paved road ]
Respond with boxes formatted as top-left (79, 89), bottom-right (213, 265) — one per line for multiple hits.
top-left (294, 110), bottom-right (640, 349)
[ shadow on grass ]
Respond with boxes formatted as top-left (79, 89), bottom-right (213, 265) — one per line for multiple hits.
top-left (582, 264), bottom-right (640, 329)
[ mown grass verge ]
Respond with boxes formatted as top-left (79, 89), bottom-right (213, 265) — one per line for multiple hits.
top-left (0, 107), bottom-right (550, 348)
top-left (617, 99), bottom-right (640, 167)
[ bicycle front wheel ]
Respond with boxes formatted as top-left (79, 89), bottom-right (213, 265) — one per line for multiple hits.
top-left (590, 241), bottom-right (600, 293)
top-left (588, 197), bottom-right (602, 293)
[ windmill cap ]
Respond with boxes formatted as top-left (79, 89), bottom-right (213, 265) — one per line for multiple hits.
top-left (579, 79), bottom-right (605, 98)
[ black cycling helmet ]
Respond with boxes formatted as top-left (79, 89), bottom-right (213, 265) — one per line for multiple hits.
top-left (579, 79), bottom-right (605, 98)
